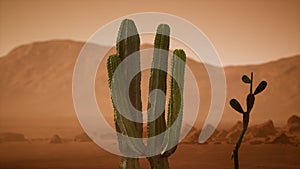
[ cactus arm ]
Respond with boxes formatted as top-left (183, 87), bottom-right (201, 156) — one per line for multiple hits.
top-left (116, 19), bottom-right (143, 138)
top-left (115, 19), bottom-right (145, 155)
top-left (107, 55), bottom-right (144, 154)
top-left (107, 54), bottom-right (145, 169)
top-left (108, 19), bottom-right (144, 169)
top-left (107, 55), bottom-right (133, 138)
top-left (107, 54), bottom-right (142, 148)
top-left (147, 24), bottom-right (170, 139)
top-left (161, 49), bottom-right (186, 157)
top-left (250, 72), bottom-right (253, 94)
top-left (107, 54), bottom-right (121, 89)
top-left (107, 54), bottom-right (122, 134)
top-left (147, 24), bottom-right (170, 169)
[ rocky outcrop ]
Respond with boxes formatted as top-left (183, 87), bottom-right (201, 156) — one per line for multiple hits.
top-left (180, 118), bottom-right (300, 145)
top-left (0, 132), bottom-right (27, 142)
top-left (181, 126), bottom-right (200, 144)
top-left (247, 120), bottom-right (276, 138)
top-left (269, 133), bottom-right (295, 145)
top-left (286, 115), bottom-right (300, 133)
top-left (74, 133), bottom-right (92, 142)
top-left (49, 134), bottom-right (62, 144)
top-left (225, 121), bottom-right (242, 144)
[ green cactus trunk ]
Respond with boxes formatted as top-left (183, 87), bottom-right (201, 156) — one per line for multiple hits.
top-left (107, 19), bottom-right (186, 169)
top-left (116, 19), bottom-right (143, 139)
top-left (107, 19), bottom-right (143, 169)
top-left (107, 54), bottom-right (141, 169)
top-left (148, 156), bottom-right (169, 169)
top-left (146, 24), bottom-right (170, 169)
top-left (147, 24), bottom-right (170, 150)
top-left (146, 25), bottom-right (186, 169)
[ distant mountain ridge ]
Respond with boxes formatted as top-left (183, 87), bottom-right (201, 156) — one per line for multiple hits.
top-left (0, 40), bottom-right (299, 137)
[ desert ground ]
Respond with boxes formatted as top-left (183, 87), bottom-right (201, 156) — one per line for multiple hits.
top-left (0, 142), bottom-right (299, 169)
top-left (1, 115), bottom-right (300, 169)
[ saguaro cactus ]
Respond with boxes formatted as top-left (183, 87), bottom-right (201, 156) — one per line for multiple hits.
top-left (229, 72), bottom-right (267, 169)
top-left (107, 19), bottom-right (186, 169)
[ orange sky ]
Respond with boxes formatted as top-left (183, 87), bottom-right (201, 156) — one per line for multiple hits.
top-left (1, 0), bottom-right (299, 65)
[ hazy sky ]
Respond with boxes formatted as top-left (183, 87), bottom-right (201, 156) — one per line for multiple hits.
top-left (1, 0), bottom-right (299, 65)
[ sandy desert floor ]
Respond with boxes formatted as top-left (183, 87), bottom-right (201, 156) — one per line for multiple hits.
top-left (0, 142), bottom-right (299, 169)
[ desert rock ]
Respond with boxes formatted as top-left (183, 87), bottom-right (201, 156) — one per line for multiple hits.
top-left (0, 132), bottom-right (27, 142)
top-left (74, 133), bottom-right (92, 142)
top-left (50, 134), bottom-right (62, 144)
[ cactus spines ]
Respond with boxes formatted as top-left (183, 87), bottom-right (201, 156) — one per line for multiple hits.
top-left (107, 19), bottom-right (143, 169)
top-left (117, 19), bottom-right (140, 61)
top-left (229, 72), bottom-right (267, 169)
top-left (107, 54), bottom-right (121, 88)
top-left (116, 19), bottom-right (143, 138)
top-left (107, 19), bottom-right (186, 169)
top-left (147, 24), bottom-right (170, 141)
top-left (161, 49), bottom-right (186, 157)
top-left (146, 24), bottom-right (171, 169)
top-left (107, 54), bottom-right (145, 156)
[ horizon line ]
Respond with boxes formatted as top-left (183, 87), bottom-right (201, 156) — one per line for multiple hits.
top-left (1, 39), bottom-right (299, 67)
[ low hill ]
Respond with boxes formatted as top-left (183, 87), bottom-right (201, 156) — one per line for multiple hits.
top-left (0, 40), bottom-right (299, 137)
